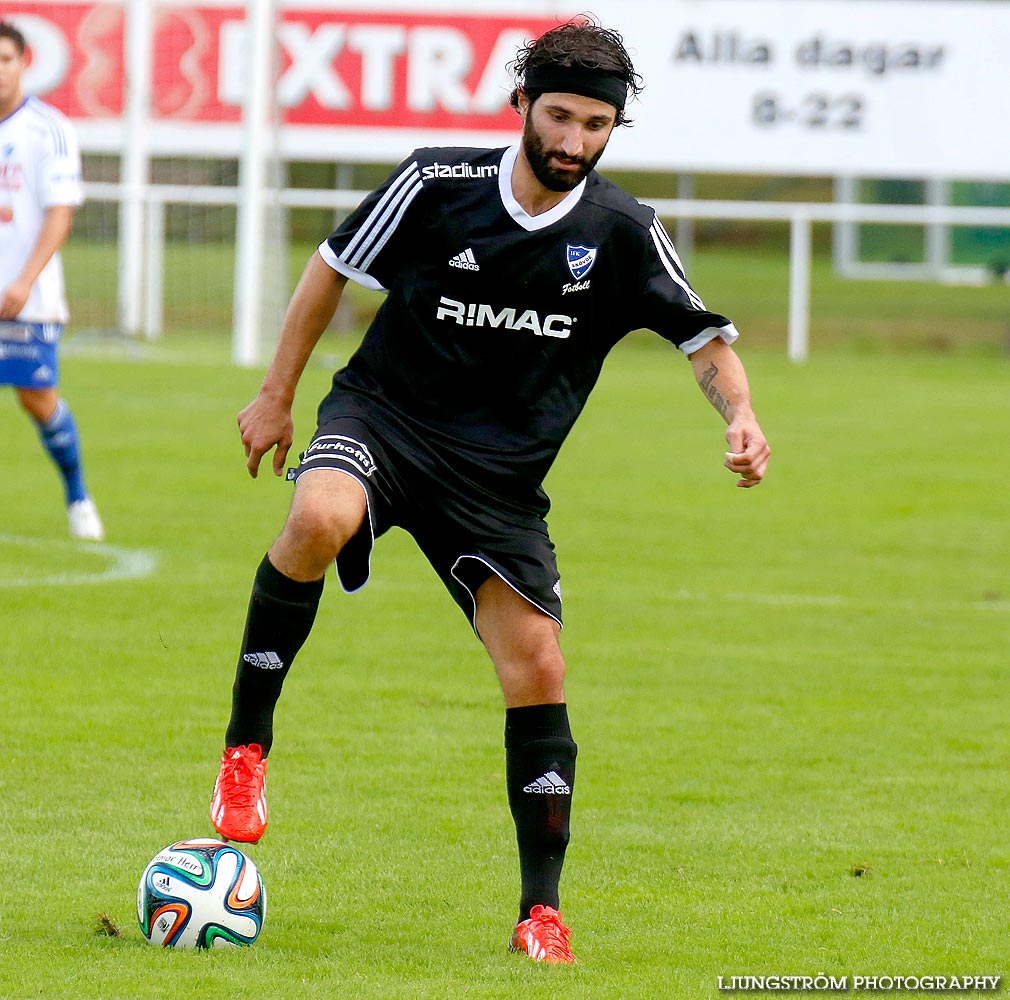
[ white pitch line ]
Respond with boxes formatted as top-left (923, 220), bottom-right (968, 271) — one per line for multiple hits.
top-left (0, 534), bottom-right (158, 588)
top-left (667, 586), bottom-right (1007, 614)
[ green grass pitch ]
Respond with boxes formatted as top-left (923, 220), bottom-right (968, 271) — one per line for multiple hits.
top-left (1, 315), bottom-right (1008, 996)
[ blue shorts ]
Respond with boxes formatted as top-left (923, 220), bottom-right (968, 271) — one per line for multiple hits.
top-left (0, 322), bottom-right (61, 388)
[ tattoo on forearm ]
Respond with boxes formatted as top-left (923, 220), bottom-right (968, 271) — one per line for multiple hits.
top-left (699, 362), bottom-right (730, 419)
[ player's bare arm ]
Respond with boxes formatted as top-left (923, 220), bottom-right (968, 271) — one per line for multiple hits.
top-left (688, 337), bottom-right (770, 488)
top-left (238, 253), bottom-right (347, 478)
top-left (0, 205), bottom-right (73, 319)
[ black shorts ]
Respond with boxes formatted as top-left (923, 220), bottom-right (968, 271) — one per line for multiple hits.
top-left (290, 402), bottom-right (562, 632)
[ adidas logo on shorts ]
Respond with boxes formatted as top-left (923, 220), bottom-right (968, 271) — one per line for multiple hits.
top-left (523, 770), bottom-right (571, 795)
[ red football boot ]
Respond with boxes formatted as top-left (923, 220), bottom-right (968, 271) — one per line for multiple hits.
top-left (509, 905), bottom-right (575, 964)
top-left (210, 744), bottom-right (268, 843)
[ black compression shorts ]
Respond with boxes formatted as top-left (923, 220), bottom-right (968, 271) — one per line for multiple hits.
top-left (290, 406), bottom-right (562, 633)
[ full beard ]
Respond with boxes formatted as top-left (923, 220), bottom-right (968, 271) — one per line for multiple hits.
top-left (521, 118), bottom-right (606, 192)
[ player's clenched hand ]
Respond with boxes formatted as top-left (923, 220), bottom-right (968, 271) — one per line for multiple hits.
top-left (724, 419), bottom-right (770, 489)
top-left (237, 392), bottom-right (295, 479)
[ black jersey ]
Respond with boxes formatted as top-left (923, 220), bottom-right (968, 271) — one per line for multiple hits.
top-left (319, 144), bottom-right (738, 505)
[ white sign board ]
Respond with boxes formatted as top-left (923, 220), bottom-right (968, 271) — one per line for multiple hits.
top-left (595, 0), bottom-right (1010, 179)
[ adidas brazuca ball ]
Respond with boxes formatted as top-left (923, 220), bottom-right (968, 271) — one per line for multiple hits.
top-left (137, 839), bottom-right (265, 948)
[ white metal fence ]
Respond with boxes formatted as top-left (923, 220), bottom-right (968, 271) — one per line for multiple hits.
top-left (83, 180), bottom-right (1010, 365)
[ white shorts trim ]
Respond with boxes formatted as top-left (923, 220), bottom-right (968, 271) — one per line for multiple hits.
top-left (450, 553), bottom-right (563, 639)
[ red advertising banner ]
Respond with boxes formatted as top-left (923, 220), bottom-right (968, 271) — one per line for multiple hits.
top-left (6, 3), bottom-right (555, 129)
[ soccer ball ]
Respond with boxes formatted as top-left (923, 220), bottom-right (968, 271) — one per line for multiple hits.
top-left (137, 838), bottom-right (266, 948)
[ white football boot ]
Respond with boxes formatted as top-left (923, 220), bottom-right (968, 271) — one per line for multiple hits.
top-left (67, 498), bottom-right (105, 541)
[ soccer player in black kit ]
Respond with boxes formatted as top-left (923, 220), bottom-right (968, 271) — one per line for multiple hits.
top-left (211, 17), bottom-right (770, 963)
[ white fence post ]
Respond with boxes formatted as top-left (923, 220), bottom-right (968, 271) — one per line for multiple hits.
top-left (788, 213), bottom-right (812, 364)
top-left (832, 175), bottom-right (859, 277)
top-left (675, 174), bottom-right (694, 269)
top-left (117, 0), bottom-right (152, 337)
top-left (232, 0), bottom-right (278, 368)
top-left (143, 199), bottom-right (164, 339)
top-left (925, 178), bottom-right (950, 279)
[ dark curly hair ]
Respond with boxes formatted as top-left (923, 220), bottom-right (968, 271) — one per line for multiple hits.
top-left (508, 16), bottom-right (643, 127)
top-left (0, 21), bottom-right (27, 56)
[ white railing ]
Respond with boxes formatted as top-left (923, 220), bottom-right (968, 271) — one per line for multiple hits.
top-left (83, 181), bottom-right (1010, 364)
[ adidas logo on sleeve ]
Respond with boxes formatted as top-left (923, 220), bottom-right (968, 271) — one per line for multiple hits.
top-left (523, 770), bottom-right (571, 795)
top-left (448, 248), bottom-right (480, 271)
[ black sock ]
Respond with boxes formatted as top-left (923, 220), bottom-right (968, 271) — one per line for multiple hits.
top-left (224, 554), bottom-right (324, 756)
top-left (505, 703), bottom-right (577, 922)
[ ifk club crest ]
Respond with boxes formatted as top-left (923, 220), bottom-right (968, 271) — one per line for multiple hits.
top-left (566, 244), bottom-right (598, 280)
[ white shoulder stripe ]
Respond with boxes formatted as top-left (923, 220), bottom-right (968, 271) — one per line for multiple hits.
top-left (359, 171), bottom-right (423, 272)
top-left (341, 163), bottom-right (422, 271)
top-left (650, 217), bottom-right (704, 310)
top-left (50, 121), bottom-right (67, 157)
top-left (26, 98), bottom-right (70, 156)
top-left (341, 163), bottom-right (417, 263)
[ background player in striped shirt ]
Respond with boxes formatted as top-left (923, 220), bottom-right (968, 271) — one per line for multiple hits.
top-left (210, 17), bottom-right (770, 962)
top-left (0, 20), bottom-right (103, 541)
